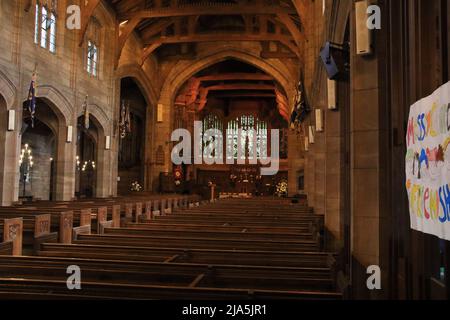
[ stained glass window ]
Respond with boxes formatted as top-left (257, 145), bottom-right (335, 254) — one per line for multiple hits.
top-left (227, 115), bottom-right (268, 161)
top-left (202, 114), bottom-right (223, 159)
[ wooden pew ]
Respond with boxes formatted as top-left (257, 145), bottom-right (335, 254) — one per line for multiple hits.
top-left (0, 256), bottom-right (338, 294)
top-left (124, 221), bottom-right (311, 234)
top-left (102, 226), bottom-right (315, 242)
top-left (0, 213), bottom-right (57, 252)
top-left (0, 278), bottom-right (342, 300)
top-left (74, 233), bottom-right (320, 252)
top-left (0, 208), bottom-right (75, 244)
top-left (38, 243), bottom-right (336, 268)
top-left (0, 218), bottom-right (23, 256)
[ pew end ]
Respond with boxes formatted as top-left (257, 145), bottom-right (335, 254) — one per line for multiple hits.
top-left (59, 212), bottom-right (73, 244)
top-left (2, 218), bottom-right (23, 256)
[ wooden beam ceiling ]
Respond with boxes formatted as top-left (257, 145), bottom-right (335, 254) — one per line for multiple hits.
top-left (197, 73), bottom-right (273, 82)
top-left (103, 1), bottom-right (307, 67)
top-left (118, 4), bottom-right (298, 21)
top-left (143, 33), bottom-right (296, 46)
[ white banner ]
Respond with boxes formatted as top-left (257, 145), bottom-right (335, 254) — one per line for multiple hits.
top-left (406, 81), bottom-right (450, 240)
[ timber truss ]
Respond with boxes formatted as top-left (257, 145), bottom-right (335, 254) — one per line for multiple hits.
top-left (79, 0), bottom-right (308, 67)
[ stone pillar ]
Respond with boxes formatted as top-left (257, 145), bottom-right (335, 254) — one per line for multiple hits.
top-left (287, 131), bottom-right (305, 197)
top-left (54, 124), bottom-right (75, 201)
top-left (95, 133), bottom-right (112, 198)
top-left (152, 100), bottom-right (173, 191)
top-left (144, 102), bottom-right (153, 192)
top-left (0, 123), bottom-right (21, 205)
top-left (0, 95), bottom-right (20, 206)
top-left (348, 0), bottom-right (388, 299)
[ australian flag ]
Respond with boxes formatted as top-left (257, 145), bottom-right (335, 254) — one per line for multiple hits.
top-left (27, 71), bottom-right (37, 128)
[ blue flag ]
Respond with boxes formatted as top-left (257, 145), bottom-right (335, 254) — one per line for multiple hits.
top-left (27, 71), bottom-right (37, 128)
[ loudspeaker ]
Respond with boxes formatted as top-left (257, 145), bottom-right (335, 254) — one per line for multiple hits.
top-left (320, 42), bottom-right (349, 80)
top-left (320, 42), bottom-right (339, 80)
top-left (355, 0), bottom-right (373, 55)
top-left (66, 125), bottom-right (73, 143)
top-left (309, 125), bottom-right (315, 144)
top-left (315, 109), bottom-right (323, 132)
top-left (105, 135), bottom-right (111, 150)
top-left (304, 136), bottom-right (309, 152)
top-left (7, 110), bottom-right (15, 131)
top-left (157, 104), bottom-right (164, 122)
top-left (327, 79), bottom-right (337, 110)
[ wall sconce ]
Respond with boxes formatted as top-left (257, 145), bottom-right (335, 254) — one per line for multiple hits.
top-left (157, 104), bottom-right (164, 123)
top-left (105, 135), bottom-right (111, 150)
top-left (327, 79), bottom-right (337, 110)
top-left (7, 110), bottom-right (15, 131)
top-left (309, 125), bottom-right (316, 144)
top-left (66, 126), bottom-right (73, 143)
top-left (315, 109), bottom-right (323, 132)
top-left (304, 136), bottom-right (309, 152)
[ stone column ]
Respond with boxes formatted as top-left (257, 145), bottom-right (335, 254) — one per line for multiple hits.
top-left (54, 124), bottom-right (76, 201)
top-left (151, 100), bottom-right (173, 191)
top-left (95, 133), bottom-right (112, 198)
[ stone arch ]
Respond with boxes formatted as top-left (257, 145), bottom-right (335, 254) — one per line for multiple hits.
top-left (0, 69), bottom-right (16, 109)
top-left (115, 69), bottom-right (153, 193)
top-left (328, 0), bottom-right (351, 44)
top-left (75, 111), bottom-right (108, 198)
top-left (20, 87), bottom-right (74, 201)
top-left (116, 63), bottom-right (157, 107)
top-left (26, 85), bottom-right (73, 126)
top-left (77, 103), bottom-right (110, 135)
top-left (159, 48), bottom-right (297, 109)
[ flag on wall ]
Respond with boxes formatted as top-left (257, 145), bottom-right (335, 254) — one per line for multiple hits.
top-left (27, 68), bottom-right (37, 128)
top-left (119, 100), bottom-right (132, 139)
top-left (294, 81), bottom-right (310, 124)
top-left (125, 102), bottom-right (132, 133)
top-left (119, 100), bottom-right (126, 138)
top-left (82, 95), bottom-right (89, 130)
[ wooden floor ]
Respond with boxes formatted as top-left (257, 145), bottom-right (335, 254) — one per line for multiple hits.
top-left (0, 196), bottom-right (342, 300)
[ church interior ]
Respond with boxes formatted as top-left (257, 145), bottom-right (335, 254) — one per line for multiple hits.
top-left (0, 0), bottom-right (449, 302)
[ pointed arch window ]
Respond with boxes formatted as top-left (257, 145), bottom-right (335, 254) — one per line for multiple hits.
top-left (85, 18), bottom-right (102, 77)
top-left (87, 41), bottom-right (98, 76)
top-left (34, 1), bottom-right (57, 53)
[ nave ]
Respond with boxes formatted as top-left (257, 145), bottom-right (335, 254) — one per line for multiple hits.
top-left (0, 196), bottom-right (341, 300)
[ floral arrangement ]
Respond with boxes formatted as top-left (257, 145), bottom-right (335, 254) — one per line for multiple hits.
top-left (276, 180), bottom-right (288, 197)
top-left (131, 181), bottom-right (142, 192)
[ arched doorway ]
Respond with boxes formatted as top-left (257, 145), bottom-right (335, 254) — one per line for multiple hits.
top-left (172, 59), bottom-right (290, 197)
top-left (0, 94), bottom-right (10, 203)
top-left (75, 115), bottom-right (99, 198)
top-left (117, 77), bottom-right (147, 195)
top-left (20, 99), bottom-right (57, 201)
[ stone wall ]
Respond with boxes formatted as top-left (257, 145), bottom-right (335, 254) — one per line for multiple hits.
top-left (0, 0), bottom-right (162, 204)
